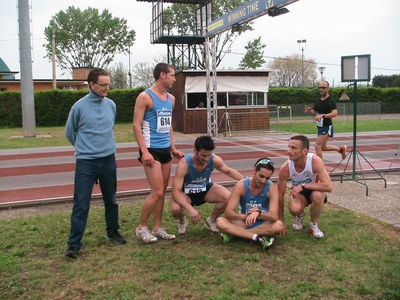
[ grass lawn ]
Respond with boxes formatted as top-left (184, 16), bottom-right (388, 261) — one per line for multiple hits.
top-left (1, 118), bottom-right (399, 299)
top-left (0, 124), bottom-right (136, 150)
top-left (0, 199), bottom-right (399, 300)
top-left (0, 119), bottom-right (399, 150)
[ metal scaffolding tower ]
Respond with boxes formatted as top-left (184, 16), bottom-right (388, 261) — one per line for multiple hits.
top-left (138, 0), bottom-right (299, 137)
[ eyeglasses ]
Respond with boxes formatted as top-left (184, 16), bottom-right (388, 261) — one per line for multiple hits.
top-left (318, 86), bottom-right (327, 89)
top-left (94, 83), bottom-right (111, 88)
top-left (255, 158), bottom-right (274, 168)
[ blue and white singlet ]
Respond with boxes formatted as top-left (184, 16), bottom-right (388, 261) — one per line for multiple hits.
top-left (182, 154), bottom-right (214, 194)
top-left (141, 88), bottom-right (173, 148)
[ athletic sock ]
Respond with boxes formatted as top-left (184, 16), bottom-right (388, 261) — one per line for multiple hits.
top-left (252, 234), bottom-right (259, 241)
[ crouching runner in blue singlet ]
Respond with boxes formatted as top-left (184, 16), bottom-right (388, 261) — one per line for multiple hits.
top-left (171, 135), bottom-right (243, 235)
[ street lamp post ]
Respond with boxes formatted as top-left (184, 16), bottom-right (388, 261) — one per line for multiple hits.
top-left (127, 33), bottom-right (135, 88)
top-left (128, 47), bottom-right (132, 89)
top-left (318, 66), bottom-right (326, 81)
top-left (52, 27), bottom-right (56, 89)
top-left (297, 39), bottom-right (306, 87)
top-left (51, 20), bottom-right (60, 90)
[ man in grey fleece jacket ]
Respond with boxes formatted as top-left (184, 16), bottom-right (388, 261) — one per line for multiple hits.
top-left (64, 68), bottom-right (126, 259)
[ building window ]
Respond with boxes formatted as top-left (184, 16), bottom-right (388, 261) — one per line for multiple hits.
top-left (186, 92), bottom-right (266, 109)
top-left (228, 92), bottom-right (266, 106)
top-left (187, 93), bottom-right (206, 108)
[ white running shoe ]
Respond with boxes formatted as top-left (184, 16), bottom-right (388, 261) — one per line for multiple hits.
top-left (178, 218), bottom-right (188, 235)
top-left (309, 223), bottom-right (324, 238)
top-left (205, 217), bottom-right (219, 234)
top-left (136, 227), bottom-right (157, 243)
top-left (293, 213), bottom-right (306, 230)
top-left (152, 228), bottom-right (176, 240)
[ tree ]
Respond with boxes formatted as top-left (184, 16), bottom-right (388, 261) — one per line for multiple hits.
top-left (162, 0), bottom-right (251, 69)
top-left (266, 54), bottom-right (318, 87)
top-left (372, 74), bottom-right (400, 87)
top-left (132, 61), bottom-right (154, 88)
top-left (393, 76), bottom-right (400, 87)
top-left (132, 53), bottom-right (168, 88)
top-left (43, 6), bottom-right (136, 77)
top-left (107, 62), bottom-right (128, 89)
top-left (239, 37), bottom-right (266, 69)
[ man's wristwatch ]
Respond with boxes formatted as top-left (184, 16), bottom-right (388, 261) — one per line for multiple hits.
top-left (301, 182), bottom-right (306, 190)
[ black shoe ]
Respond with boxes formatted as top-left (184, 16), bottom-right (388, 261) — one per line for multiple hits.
top-left (107, 231), bottom-right (127, 244)
top-left (65, 246), bottom-right (79, 258)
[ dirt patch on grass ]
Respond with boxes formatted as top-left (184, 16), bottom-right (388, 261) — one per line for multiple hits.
top-left (0, 198), bottom-right (139, 221)
top-left (0, 204), bottom-right (73, 220)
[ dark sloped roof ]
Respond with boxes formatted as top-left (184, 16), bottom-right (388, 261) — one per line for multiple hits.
top-left (0, 58), bottom-right (17, 79)
top-left (0, 57), bottom-right (11, 72)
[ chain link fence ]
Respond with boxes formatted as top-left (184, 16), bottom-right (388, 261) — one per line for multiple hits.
top-left (219, 102), bottom-right (399, 135)
top-left (214, 101), bottom-right (400, 136)
top-left (269, 102), bottom-right (400, 124)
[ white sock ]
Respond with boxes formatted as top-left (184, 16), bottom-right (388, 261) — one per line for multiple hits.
top-left (310, 222), bottom-right (317, 227)
top-left (252, 234), bottom-right (259, 241)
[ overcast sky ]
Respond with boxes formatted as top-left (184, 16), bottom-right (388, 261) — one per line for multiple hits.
top-left (1, 0), bottom-right (399, 86)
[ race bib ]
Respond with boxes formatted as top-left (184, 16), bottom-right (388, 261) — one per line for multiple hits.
top-left (156, 110), bottom-right (172, 133)
top-left (184, 183), bottom-right (207, 194)
top-left (317, 113), bottom-right (324, 127)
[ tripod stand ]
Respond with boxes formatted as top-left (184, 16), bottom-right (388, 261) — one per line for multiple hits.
top-left (329, 149), bottom-right (387, 196)
top-left (218, 108), bottom-right (234, 137)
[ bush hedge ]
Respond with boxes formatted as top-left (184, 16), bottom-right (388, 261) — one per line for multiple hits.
top-left (0, 88), bottom-right (144, 127)
top-left (0, 87), bottom-right (399, 127)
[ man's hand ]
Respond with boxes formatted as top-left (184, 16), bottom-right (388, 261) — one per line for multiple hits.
top-left (141, 152), bottom-right (154, 166)
top-left (290, 185), bottom-right (303, 198)
top-left (305, 105), bottom-right (312, 113)
top-left (315, 114), bottom-right (324, 121)
top-left (247, 207), bottom-right (259, 214)
top-left (172, 149), bottom-right (185, 160)
top-left (245, 210), bottom-right (260, 227)
top-left (188, 208), bottom-right (201, 224)
top-left (280, 222), bottom-right (287, 236)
